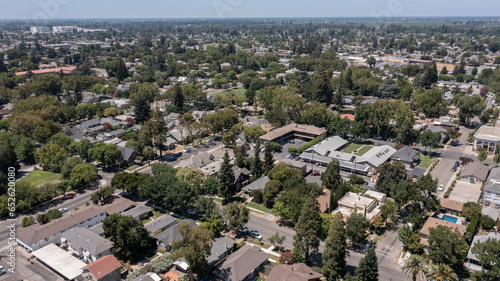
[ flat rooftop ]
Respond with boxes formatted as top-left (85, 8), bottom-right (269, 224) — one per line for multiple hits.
top-left (475, 125), bottom-right (500, 141)
top-left (32, 244), bottom-right (86, 280)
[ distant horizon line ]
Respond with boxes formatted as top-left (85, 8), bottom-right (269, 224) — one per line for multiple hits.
top-left (2, 16), bottom-right (500, 22)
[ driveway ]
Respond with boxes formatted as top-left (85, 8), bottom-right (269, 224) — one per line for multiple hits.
top-left (448, 181), bottom-right (482, 203)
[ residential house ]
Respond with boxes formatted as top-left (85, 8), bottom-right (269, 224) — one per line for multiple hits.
top-left (334, 192), bottom-right (381, 223)
top-left (145, 214), bottom-right (177, 235)
top-left (439, 198), bottom-right (464, 216)
top-left (466, 232), bottom-right (500, 271)
top-left (460, 162), bottom-right (490, 184)
top-left (363, 190), bottom-right (387, 204)
top-left (177, 152), bottom-right (215, 169)
top-left (16, 206), bottom-right (107, 252)
top-left (483, 184), bottom-right (500, 214)
top-left (408, 167), bottom-right (426, 179)
top-left (419, 217), bottom-right (467, 246)
top-left (267, 263), bottom-right (323, 281)
top-left (213, 245), bottom-right (270, 281)
top-left (82, 255), bottom-right (122, 281)
top-left (154, 220), bottom-right (194, 251)
top-left (427, 126), bottom-right (448, 143)
top-left (242, 176), bottom-right (270, 194)
top-left (121, 205), bottom-right (152, 220)
top-left (232, 166), bottom-right (250, 187)
top-left (192, 110), bottom-right (207, 121)
top-left (207, 236), bottom-right (235, 268)
top-left (112, 99), bottom-right (130, 109)
top-left (80, 118), bottom-right (103, 133)
top-left (120, 145), bottom-right (139, 163)
top-left (391, 146), bottom-right (420, 167)
top-left (474, 125), bottom-right (500, 152)
top-left (61, 227), bottom-right (113, 263)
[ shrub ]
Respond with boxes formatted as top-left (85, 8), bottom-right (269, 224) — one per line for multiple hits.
top-left (480, 215), bottom-right (496, 231)
top-left (279, 251), bottom-right (294, 264)
top-left (268, 142), bottom-right (281, 152)
top-left (46, 209), bottom-right (63, 221)
top-left (250, 189), bottom-right (263, 204)
top-left (465, 215), bottom-right (479, 243)
top-left (296, 137), bottom-right (323, 154)
top-left (22, 216), bottom-right (35, 227)
top-left (288, 147), bottom-right (298, 154)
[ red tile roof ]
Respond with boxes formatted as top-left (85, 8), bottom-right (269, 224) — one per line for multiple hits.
top-left (16, 66), bottom-right (77, 76)
top-left (83, 255), bottom-right (121, 280)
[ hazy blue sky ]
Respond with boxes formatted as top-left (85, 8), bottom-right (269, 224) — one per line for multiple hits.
top-left (2, 0), bottom-right (499, 20)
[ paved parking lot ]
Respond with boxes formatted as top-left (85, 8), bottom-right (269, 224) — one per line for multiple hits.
top-left (448, 181), bottom-right (482, 203)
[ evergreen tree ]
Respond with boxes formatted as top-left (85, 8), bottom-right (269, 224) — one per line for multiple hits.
top-left (116, 58), bottom-right (129, 83)
top-left (173, 84), bottom-right (185, 113)
top-left (322, 212), bottom-right (347, 281)
top-left (263, 143), bottom-right (274, 175)
top-left (250, 143), bottom-right (262, 181)
top-left (356, 247), bottom-right (379, 281)
top-left (293, 198), bottom-right (322, 261)
top-left (134, 96), bottom-right (151, 124)
top-left (218, 151), bottom-right (237, 202)
top-left (321, 159), bottom-right (342, 190)
top-left (0, 56), bottom-right (7, 73)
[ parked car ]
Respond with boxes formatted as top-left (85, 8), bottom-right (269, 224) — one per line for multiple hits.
top-left (451, 166), bottom-right (457, 172)
top-left (250, 231), bottom-right (262, 239)
top-left (452, 140), bottom-right (459, 146)
top-left (58, 208), bottom-right (68, 213)
top-left (386, 138), bottom-right (394, 142)
top-left (0, 266), bottom-right (5, 276)
top-left (374, 136), bottom-right (382, 140)
top-left (186, 209), bottom-right (197, 216)
top-left (455, 161), bottom-right (460, 167)
top-left (238, 227), bottom-right (248, 234)
top-left (288, 140), bottom-right (295, 144)
top-left (311, 171), bottom-right (320, 176)
top-left (290, 155), bottom-right (296, 159)
top-left (183, 148), bottom-right (191, 153)
top-left (438, 184), bottom-right (444, 191)
top-left (62, 194), bottom-right (74, 200)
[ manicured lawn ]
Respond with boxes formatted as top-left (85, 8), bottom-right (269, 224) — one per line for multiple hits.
top-left (213, 198), bottom-right (223, 204)
top-left (269, 255), bottom-right (279, 262)
top-left (126, 165), bottom-right (140, 171)
top-left (343, 143), bottom-right (363, 154)
top-left (246, 202), bottom-right (270, 213)
top-left (18, 170), bottom-right (62, 187)
top-left (355, 145), bottom-right (374, 156)
top-left (419, 156), bottom-right (433, 169)
top-left (215, 87), bottom-right (245, 97)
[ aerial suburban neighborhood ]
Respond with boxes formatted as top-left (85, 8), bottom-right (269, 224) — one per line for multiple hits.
top-left (0, 2), bottom-right (500, 281)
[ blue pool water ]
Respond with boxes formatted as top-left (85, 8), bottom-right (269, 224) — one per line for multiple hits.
top-left (441, 215), bottom-right (458, 223)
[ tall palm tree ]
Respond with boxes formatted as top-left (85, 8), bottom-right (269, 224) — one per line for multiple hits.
top-left (426, 263), bottom-right (459, 281)
top-left (402, 255), bottom-right (428, 281)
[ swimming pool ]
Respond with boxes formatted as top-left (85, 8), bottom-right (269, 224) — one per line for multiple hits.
top-left (441, 215), bottom-right (458, 224)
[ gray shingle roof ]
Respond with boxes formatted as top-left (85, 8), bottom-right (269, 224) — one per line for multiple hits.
top-left (145, 214), bottom-right (177, 234)
top-left (357, 145), bottom-right (397, 168)
top-left (213, 245), bottom-right (270, 281)
top-left (63, 227), bottom-right (113, 256)
top-left (304, 136), bottom-right (348, 156)
top-left (392, 146), bottom-right (420, 163)
top-left (461, 162), bottom-right (490, 181)
top-left (242, 176), bottom-right (270, 193)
